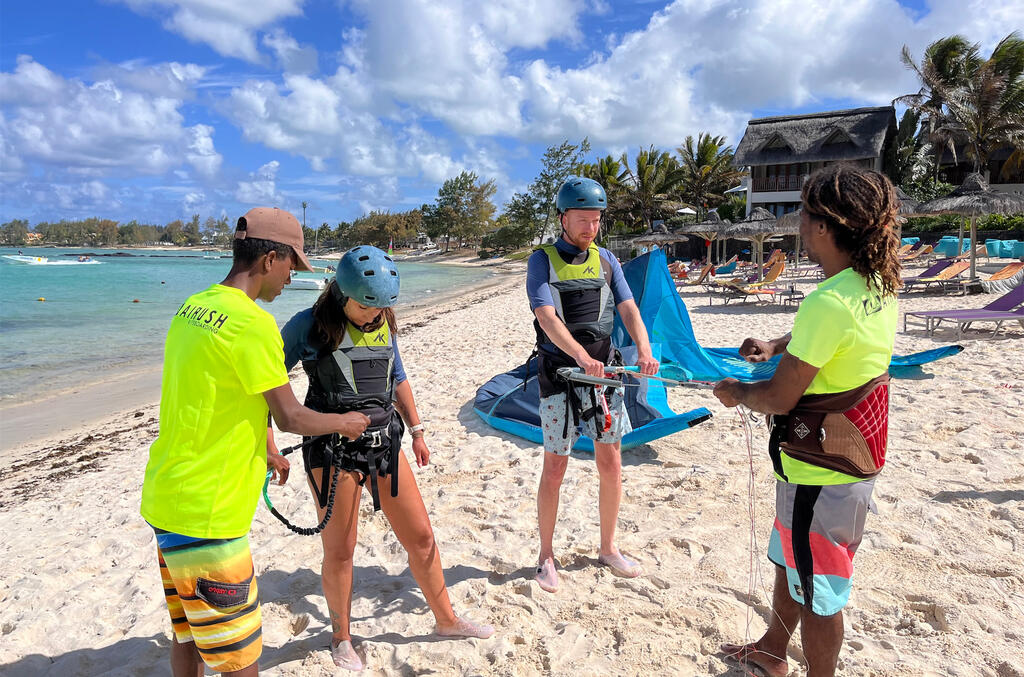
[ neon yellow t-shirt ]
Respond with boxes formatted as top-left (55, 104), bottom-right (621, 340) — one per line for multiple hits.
top-left (781, 267), bottom-right (898, 485)
top-left (141, 284), bottom-right (289, 538)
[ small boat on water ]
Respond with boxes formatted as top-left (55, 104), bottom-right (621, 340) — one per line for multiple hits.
top-left (287, 277), bottom-right (327, 291)
top-left (3, 254), bottom-right (101, 265)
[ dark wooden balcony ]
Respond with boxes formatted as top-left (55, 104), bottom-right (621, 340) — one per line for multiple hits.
top-left (751, 175), bottom-right (805, 192)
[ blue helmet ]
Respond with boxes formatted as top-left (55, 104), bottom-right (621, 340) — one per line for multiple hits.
top-left (555, 177), bottom-right (606, 213)
top-left (335, 245), bottom-right (400, 307)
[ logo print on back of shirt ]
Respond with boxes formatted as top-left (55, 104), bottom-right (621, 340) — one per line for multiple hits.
top-left (374, 332), bottom-right (386, 344)
top-left (584, 265), bottom-right (595, 275)
top-left (862, 294), bottom-right (883, 316)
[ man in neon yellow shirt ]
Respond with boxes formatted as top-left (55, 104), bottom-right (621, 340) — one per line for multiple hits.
top-left (142, 207), bottom-right (370, 677)
top-left (713, 166), bottom-right (902, 677)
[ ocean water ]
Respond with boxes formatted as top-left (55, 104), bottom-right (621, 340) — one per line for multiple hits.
top-left (0, 247), bottom-right (499, 403)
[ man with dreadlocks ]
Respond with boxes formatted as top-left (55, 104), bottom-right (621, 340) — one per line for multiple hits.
top-left (713, 164), bottom-right (901, 677)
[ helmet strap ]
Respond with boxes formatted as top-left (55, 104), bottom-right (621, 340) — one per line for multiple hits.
top-left (330, 280), bottom-right (348, 306)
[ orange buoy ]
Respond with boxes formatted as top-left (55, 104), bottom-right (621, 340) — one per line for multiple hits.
top-left (132, 298), bottom-right (140, 303)
top-left (37, 297), bottom-right (46, 302)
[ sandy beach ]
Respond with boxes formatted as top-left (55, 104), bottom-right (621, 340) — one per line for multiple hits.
top-left (0, 258), bottom-right (1022, 676)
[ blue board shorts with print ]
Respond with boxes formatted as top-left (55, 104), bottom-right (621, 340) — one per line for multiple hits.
top-left (539, 384), bottom-right (632, 455)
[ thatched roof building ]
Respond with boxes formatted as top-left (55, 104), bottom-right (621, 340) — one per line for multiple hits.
top-left (734, 106), bottom-right (897, 167)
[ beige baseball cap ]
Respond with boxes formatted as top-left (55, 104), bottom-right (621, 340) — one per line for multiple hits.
top-left (234, 207), bottom-right (314, 272)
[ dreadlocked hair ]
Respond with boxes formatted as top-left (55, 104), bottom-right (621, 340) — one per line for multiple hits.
top-left (310, 279), bottom-right (398, 350)
top-left (801, 164), bottom-right (902, 297)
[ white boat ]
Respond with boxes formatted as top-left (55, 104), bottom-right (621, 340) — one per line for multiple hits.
top-left (2, 255), bottom-right (101, 265)
top-left (3, 254), bottom-right (49, 264)
top-left (287, 277), bottom-right (327, 291)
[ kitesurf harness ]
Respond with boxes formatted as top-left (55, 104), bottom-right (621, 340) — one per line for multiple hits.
top-left (767, 373), bottom-right (890, 480)
top-left (302, 321), bottom-right (403, 512)
top-left (528, 242), bottom-right (621, 440)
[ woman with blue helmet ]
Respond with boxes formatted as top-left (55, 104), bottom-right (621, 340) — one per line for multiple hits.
top-left (271, 245), bottom-right (493, 670)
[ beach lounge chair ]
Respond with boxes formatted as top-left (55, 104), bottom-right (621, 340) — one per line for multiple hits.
top-left (952, 243), bottom-right (989, 262)
top-left (896, 243), bottom-right (913, 256)
top-left (900, 259), bottom-right (955, 289)
top-left (676, 264), bottom-right (713, 288)
top-left (903, 284), bottom-right (1024, 339)
top-left (899, 244), bottom-right (933, 262)
top-left (902, 260), bottom-right (969, 292)
top-left (711, 283), bottom-right (777, 305)
top-left (746, 259), bottom-right (785, 287)
top-left (980, 261), bottom-right (1024, 294)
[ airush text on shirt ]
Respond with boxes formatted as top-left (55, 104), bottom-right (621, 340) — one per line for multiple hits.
top-left (175, 302), bottom-right (229, 333)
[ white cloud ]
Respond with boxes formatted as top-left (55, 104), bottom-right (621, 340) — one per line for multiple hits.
top-left (236, 160), bottom-right (284, 204)
top-left (0, 56), bottom-right (220, 178)
top-left (263, 29), bottom-right (318, 74)
top-left (186, 125), bottom-right (223, 177)
top-left (115, 0), bottom-right (305, 62)
top-left (90, 60), bottom-right (207, 99)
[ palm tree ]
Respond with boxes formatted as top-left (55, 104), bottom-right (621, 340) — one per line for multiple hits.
top-left (303, 201), bottom-right (315, 251)
top-left (675, 133), bottom-right (745, 221)
top-left (618, 146), bottom-right (685, 231)
top-left (898, 32), bottom-right (1024, 182)
top-left (897, 36), bottom-right (979, 181)
top-left (939, 33), bottom-right (1024, 178)
top-left (581, 154), bottom-right (630, 237)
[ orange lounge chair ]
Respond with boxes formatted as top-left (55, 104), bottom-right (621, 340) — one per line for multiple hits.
top-left (710, 283), bottom-right (778, 305)
top-left (899, 244), bottom-right (933, 262)
top-left (677, 264), bottom-right (714, 288)
top-left (952, 243), bottom-right (989, 261)
top-left (902, 260), bottom-right (969, 292)
top-left (747, 259), bottom-right (785, 287)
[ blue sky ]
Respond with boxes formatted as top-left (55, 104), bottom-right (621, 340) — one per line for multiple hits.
top-left (1, 0), bottom-right (1020, 227)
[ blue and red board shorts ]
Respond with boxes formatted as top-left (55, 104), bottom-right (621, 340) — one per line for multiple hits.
top-left (767, 478), bottom-right (876, 616)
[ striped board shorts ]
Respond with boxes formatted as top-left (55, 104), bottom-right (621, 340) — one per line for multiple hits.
top-left (154, 527), bottom-right (262, 672)
top-left (767, 479), bottom-right (876, 617)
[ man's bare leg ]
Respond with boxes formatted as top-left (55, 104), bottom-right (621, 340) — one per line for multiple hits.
top-left (593, 441), bottom-right (640, 577)
top-left (721, 565), bottom-right (799, 677)
top-left (800, 606), bottom-right (843, 677)
top-left (536, 451), bottom-right (569, 592)
top-left (170, 637), bottom-right (203, 677)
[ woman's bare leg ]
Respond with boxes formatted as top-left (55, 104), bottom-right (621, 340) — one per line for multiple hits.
top-left (307, 467), bottom-right (364, 669)
top-left (377, 453), bottom-right (493, 638)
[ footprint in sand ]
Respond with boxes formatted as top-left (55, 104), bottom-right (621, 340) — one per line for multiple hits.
top-left (290, 613), bottom-right (310, 636)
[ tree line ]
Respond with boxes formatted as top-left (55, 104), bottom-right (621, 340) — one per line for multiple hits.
top-left (0, 214), bottom-right (232, 247)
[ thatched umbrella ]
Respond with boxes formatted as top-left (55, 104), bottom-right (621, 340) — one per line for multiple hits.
top-left (672, 212), bottom-right (731, 264)
top-left (775, 209), bottom-right (803, 271)
top-left (892, 186), bottom-right (922, 242)
top-left (631, 226), bottom-right (689, 257)
top-left (918, 173), bottom-right (1024, 280)
top-left (631, 231), bottom-right (690, 246)
top-left (726, 207), bottom-right (778, 281)
top-left (894, 186), bottom-right (921, 215)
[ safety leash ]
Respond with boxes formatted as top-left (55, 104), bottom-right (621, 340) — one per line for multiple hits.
top-left (735, 404), bottom-right (791, 673)
top-left (262, 434), bottom-right (344, 536)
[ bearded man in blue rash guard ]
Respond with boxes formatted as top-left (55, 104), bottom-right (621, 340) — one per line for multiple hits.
top-left (526, 177), bottom-right (659, 593)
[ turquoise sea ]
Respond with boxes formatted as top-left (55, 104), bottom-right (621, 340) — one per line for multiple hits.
top-left (0, 247), bottom-right (499, 403)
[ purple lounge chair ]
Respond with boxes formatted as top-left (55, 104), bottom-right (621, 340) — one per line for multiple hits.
top-left (903, 284), bottom-right (1024, 339)
top-left (900, 258), bottom-right (955, 286)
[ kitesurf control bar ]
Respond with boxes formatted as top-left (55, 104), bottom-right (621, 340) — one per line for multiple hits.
top-left (555, 367), bottom-right (627, 388)
top-left (605, 366), bottom-right (717, 390)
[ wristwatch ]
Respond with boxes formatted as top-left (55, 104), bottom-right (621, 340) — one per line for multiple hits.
top-left (410, 423), bottom-right (425, 438)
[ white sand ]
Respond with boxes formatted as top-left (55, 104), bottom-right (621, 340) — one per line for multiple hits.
top-left (1, 260), bottom-right (1022, 676)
